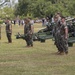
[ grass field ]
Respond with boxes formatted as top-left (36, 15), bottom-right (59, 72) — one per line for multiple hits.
top-left (0, 23), bottom-right (75, 75)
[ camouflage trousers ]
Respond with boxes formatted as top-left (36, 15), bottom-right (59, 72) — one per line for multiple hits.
top-left (55, 34), bottom-right (68, 53)
top-left (25, 34), bottom-right (33, 46)
top-left (6, 33), bottom-right (12, 43)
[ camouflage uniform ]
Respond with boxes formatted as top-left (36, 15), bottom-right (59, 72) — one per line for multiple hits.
top-left (6, 21), bottom-right (12, 43)
top-left (53, 22), bottom-right (61, 51)
top-left (54, 22), bottom-right (68, 54)
top-left (24, 23), bottom-right (33, 46)
top-left (52, 22), bottom-right (58, 37)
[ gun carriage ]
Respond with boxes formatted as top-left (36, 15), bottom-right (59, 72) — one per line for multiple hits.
top-left (16, 18), bottom-right (75, 47)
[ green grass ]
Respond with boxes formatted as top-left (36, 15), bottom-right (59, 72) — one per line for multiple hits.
top-left (0, 23), bottom-right (75, 75)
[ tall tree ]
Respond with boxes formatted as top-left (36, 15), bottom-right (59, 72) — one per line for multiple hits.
top-left (15, 0), bottom-right (75, 18)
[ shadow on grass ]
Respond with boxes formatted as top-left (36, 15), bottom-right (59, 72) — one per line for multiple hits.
top-left (50, 52), bottom-right (67, 56)
top-left (3, 42), bottom-right (12, 44)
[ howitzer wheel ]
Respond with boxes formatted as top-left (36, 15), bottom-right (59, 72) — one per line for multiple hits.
top-left (68, 43), bottom-right (73, 47)
top-left (40, 39), bottom-right (45, 42)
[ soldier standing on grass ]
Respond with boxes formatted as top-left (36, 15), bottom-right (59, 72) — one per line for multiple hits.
top-left (5, 18), bottom-right (12, 43)
top-left (24, 18), bottom-right (34, 47)
top-left (60, 16), bottom-right (68, 54)
top-left (53, 16), bottom-right (68, 55)
top-left (53, 15), bottom-right (61, 54)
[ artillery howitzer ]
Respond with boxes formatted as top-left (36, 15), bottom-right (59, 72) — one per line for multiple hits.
top-left (16, 18), bottom-right (75, 47)
top-left (16, 25), bottom-right (53, 42)
top-left (66, 18), bottom-right (75, 46)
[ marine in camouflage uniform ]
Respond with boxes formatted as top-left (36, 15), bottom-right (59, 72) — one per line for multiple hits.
top-left (24, 18), bottom-right (34, 47)
top-left (53, 16), bottom-right (61, 53)
top-left (54, 16), bottom-right (68, 54)
top-left (5, 18), bottom-right (12, 43)
top-left (52, 15), bottom-right (59, 38)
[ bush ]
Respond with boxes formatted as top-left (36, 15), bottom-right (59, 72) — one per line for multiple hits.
top-left (0, 20), bottom-right (4, 24)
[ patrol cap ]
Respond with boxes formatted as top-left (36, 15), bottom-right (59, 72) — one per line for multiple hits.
top-left (61, 16), bottom-right (65, 19)
top-left (54, 15), bottom-right (58, 19)
top-left (24, 18), bottom-right (30, 22)
top-left (57, 12), bottom-right (60, 14)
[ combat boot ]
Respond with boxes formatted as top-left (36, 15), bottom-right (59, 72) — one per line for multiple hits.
top-left (65, 51), bottom-right (68, 55)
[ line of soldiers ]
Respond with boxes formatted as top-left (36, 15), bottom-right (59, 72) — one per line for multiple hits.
top-left (5, 13), bottom-right (68, 54)
top-left (5, 17), bottom-right (34, 47)
top-left (53, 13), bottom-right (68, 55)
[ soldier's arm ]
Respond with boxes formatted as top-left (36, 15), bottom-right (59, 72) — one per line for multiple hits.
top-left (31, 25), bottom-right (34, 34)
top-left (9, 22), bottom-right (12, 33)
top-left (65, 26), bottom-right (68, 39)
top-left (24, 25), bottom-right (25, 34)
top-left (10, 24), bottom-right (12, 29)
top-left (10, 24), bottom-right (12, 30)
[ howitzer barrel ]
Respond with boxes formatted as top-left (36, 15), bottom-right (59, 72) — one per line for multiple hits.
top-left (66, 18), bottom-right (74, 22)
top-left (16, 33), bottom-right (30, 40)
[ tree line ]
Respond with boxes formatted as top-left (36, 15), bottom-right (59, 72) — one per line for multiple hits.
top-left (14, 0), bottom-right (75, 18)
top-left (0, 0), bottom-right (75, 19)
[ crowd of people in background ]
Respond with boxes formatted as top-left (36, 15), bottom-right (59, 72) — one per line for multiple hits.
top-left (5, 17), bottom-right (34, 47)
top-left (10, 18), bottom-right (34, 26)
